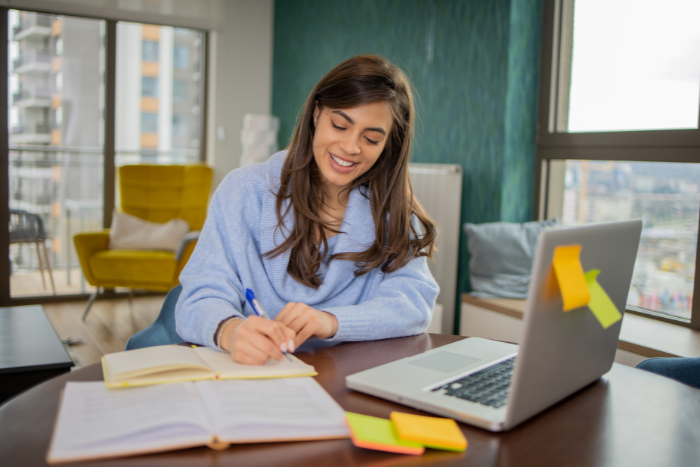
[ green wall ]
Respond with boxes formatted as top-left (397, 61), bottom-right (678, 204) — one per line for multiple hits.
top-left (272, 0), bottom-right (543, 333)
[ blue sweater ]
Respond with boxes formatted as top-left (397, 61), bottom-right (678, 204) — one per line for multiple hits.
top-left (175, 151), bottom-right (439, 348)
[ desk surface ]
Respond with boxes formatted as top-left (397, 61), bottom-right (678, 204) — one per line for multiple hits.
top-left (0, 306), bottom-right (73, 374)
top-left (1, 333), bottom-right (700, 466)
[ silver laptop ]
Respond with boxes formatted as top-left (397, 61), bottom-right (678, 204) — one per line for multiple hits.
top-left (346, 220), bottom-right (642, 431)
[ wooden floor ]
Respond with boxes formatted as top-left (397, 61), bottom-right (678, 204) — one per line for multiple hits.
top-left (43, 294), bottom-right (166, 369)
top-left (11, 268), bottom-right (96, 298)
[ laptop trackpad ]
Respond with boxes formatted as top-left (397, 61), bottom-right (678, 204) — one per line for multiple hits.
top-left (409, 352), bottom-right (480, 373)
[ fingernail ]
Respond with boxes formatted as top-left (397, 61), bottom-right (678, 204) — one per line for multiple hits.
top-left (280, 342), bottom-right (288, 353)
top-left (288, 339), bottom-right (295, 353)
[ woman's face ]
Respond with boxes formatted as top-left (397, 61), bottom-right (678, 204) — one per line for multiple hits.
top-left (312, 101), bottom-right (393, 197)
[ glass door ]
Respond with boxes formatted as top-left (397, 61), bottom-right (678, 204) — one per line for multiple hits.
top-left (8, 10), bottom-right (105, 298)
top-left (4, 10), bottom-right (206, 302)
top-left (115, 23), bottom-right (205, 167)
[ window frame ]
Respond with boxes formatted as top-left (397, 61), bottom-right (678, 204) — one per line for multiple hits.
top-left (535, 0), bottom-right (700, 330)
top-left (0, 6), bottom-right (209, 307)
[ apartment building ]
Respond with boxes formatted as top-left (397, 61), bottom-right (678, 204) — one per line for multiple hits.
top-left (9, 10), bottom-right (203, 283)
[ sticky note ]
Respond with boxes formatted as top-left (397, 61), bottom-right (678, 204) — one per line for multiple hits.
top-left (584, 270), bottom-right (622, 329)
top-left (390, 412), bottom-right (467, 452)
top-left (345, 412), bottom-right (424, 455)
top-left (552, 245), bottom-right (591, 311)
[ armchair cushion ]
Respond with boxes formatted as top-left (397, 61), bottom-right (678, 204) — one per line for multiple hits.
top-left (109, 211), bottom-right (189, 252)
top-left (90, 250), bottom-right (177, 288)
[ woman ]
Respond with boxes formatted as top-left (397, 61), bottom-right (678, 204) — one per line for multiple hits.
top-left (175, 55), bottom-right (439, 365)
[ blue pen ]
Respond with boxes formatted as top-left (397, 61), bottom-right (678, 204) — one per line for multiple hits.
top-left (246, 288), bottom-right (294, 362)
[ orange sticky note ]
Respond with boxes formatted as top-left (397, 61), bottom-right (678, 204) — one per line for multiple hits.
top-left (584, 269), bottom-right (622, 329)
top-left (345, 412), bottom-right (424, 455)
top-left (552, 245), bottom-right (591, 311)
top-left (390, 412), bottom-right (467, 452)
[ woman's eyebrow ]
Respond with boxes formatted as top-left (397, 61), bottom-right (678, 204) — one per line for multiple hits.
top-left (331, 110), bottom-right (387, 136)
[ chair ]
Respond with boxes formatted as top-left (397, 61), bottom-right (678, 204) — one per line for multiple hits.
top-left (74, 164), bottom-right (212, 321)
top-left (9, 209), bottom-right (56, 294)
top-left (125, 285), bottom-right (185, 350)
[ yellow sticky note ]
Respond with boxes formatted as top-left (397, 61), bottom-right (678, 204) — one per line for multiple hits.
top-left (345, 412), bottom-right (424, 455)
top-left (390, 412), bottom-right (467, 452)
top-left (552, 245), bottom-right (591, 311)
top-left (584, 270), bottom-right (622, 329)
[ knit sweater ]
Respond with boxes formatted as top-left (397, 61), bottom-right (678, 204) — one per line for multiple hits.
top-left (175, 151), bottom-right (439, 348)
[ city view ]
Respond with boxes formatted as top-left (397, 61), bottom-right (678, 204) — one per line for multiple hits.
top-left (8, 10), bottom-right (204, 298)
top-left (560, 161), bottom-right (699, 319)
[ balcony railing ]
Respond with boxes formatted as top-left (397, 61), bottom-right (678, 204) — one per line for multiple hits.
top-left (11, 123), bottom-right (51, 135)
top-left (12, 89), bottom-right (52, 105)
top-left (12, 13), bottom-right (52, 38)
top-left (12, 51), bottom-right (51, 71)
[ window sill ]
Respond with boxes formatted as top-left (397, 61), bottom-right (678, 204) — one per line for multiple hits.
top-left (461, 294), bottom-right (700, 359)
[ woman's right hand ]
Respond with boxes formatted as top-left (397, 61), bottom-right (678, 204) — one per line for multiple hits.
top-left (218, 316), bottom-right (296, 365)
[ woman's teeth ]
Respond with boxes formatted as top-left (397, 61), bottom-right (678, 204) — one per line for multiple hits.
top-left (331, 154), bottom-right (354, 167)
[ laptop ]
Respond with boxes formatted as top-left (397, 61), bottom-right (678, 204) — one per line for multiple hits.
top-left (346, 220), bottom-right (643, 431)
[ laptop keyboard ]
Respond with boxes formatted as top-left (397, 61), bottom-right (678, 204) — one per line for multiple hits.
top-left (431, 357), bottom-right (516, 409)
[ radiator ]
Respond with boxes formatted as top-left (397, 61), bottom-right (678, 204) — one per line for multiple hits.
top-left (408, 163), bottom-right (463, 334)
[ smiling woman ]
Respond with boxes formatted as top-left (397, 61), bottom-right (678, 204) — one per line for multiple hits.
top-left (175, 55), bottom-right (439, 366)
top-left (313, 103), bottom-right (392, 198)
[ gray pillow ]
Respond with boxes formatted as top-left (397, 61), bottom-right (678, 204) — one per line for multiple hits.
top-left (464, 219), bottom-right (557, 298)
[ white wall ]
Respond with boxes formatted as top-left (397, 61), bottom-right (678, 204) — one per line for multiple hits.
top-left (206, 0), bottom-right (274, 189)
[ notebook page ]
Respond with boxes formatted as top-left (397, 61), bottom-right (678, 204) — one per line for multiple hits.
top-left (194, 346), bottom-right (316, 378)
top-left (104, 345), bottom-right (213, 381)
top-left (50, 381), bottom-right (212, 456)
top-left (195, 378), bottom-right (348, 441)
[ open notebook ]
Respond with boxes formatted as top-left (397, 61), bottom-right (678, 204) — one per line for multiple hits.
top-left (102, 345), bottom-right (316, 388)
top-left (47, 378), bottom-right (349, 464)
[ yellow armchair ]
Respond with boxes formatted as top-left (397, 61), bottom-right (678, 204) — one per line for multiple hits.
top-left (74, 164), bottom-right (213, 320)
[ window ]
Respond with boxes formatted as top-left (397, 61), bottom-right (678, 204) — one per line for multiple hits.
top-left (172, 114), bottom-right (187, 137)
top-left (538, 0), bottom-right (700, 328)
top-left (564, 0), bottom-right (700, 133)
top-left (116, 23), bottom-right (204, 166)
top-left (7, 11), bottom-right (105, 300)
top-left (3, 11), bottom-right (207, 304)
top-left (172, 79), bottom-right (187, 102)
top-left (142, 40), bottom-right (159, 62)
top-left (141, 76), bottom-right (158, 97)
top-left (54, 71), bottom-right (62, 91)
top-left (54, 106), bottom-right (62, 127)
top-left (141, 112), bottom-right (158, 133)
top-left (173, 45), bottom-right (189, 69)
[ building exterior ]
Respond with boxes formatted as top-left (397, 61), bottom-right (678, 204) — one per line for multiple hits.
top-left (8, 10), bottom-right (203, 295)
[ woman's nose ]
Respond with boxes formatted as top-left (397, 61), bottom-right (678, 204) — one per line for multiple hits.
top-left (340, 132), bottom-right (361, 155)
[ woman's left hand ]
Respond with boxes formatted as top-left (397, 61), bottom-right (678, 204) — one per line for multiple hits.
top-left (274, 302), bottom-right (338, 348)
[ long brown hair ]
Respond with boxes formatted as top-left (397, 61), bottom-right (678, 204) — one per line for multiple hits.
top-left (265, 55), bottom-right (437, 289)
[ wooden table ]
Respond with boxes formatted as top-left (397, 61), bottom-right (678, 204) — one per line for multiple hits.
top-left (1, 333), bottom-right (700, 466)
top-left (0, 305), bottom-right (74, 404)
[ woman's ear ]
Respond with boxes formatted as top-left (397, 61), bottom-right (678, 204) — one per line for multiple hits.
top-left (312, 102), bottom-right (320, 127)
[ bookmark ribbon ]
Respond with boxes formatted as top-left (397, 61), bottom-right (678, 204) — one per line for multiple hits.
top-left (551, 245), bottom-right (622, 329)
